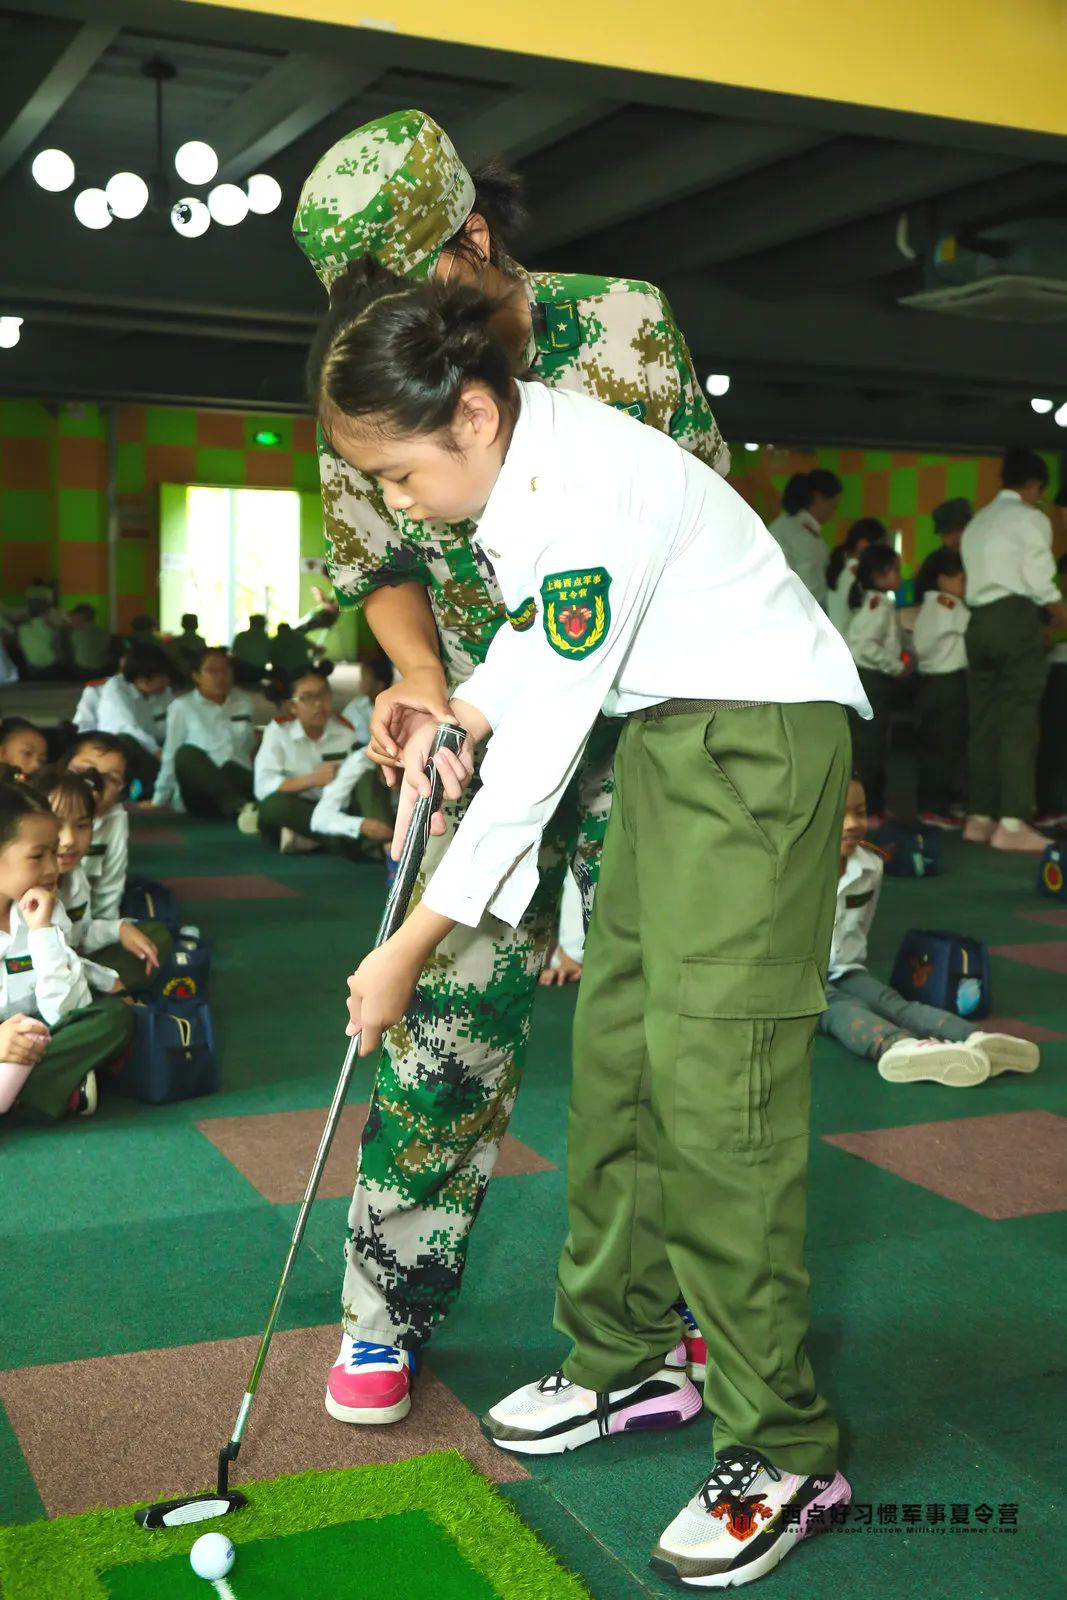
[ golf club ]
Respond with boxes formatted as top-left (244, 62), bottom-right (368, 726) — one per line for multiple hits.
top-left (136, 722), bottom-right (467, 1529)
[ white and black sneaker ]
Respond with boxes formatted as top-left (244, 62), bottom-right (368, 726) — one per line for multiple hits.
top-left (651, 1447), bottom-right (851, 1588)
top-left (482, 1362), bottom-right (702, 1456)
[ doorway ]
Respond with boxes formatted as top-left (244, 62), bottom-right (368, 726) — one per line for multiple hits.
top-left (159, 485), bottom-right (301, 643)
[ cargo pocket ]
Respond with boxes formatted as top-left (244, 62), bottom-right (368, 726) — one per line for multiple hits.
top-left (672, 956), bottom-right (826, 1153)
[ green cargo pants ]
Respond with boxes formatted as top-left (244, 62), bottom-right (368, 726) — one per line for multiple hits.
top-left (14, 998), bottom-right (134, 1119)
top-left (258, 772), bottom-right (392, 860)
top-left (848, 668), bottom-right (894, 814)
top-left (966, 596), bottom-right (1048, 820)
top-left (555, 702), bottom-right (850, 1477)
top-left (916, 670), bottom-right (967, 815)
top-left (174, 747), bottom-right (254, 819)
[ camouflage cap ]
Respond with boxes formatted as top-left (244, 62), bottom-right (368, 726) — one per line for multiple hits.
top-left (293, 109), bottom-right (475, 290)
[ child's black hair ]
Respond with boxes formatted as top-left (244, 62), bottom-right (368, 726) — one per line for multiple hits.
top-left (63, 730), bottom-right (128, 769)
top-left (0, 769), bottom-right (53, 851)
top-left (308, 255), bottom-right (518, 449)
top-left (181, 613), bottom-right (199, 631)
top-left (848, 541), bottom-right (899, 610)
top-left (807, 468), bottom-right (844, 501)
top-left (122, 641), bottom-right (172, 684)
top-left (29, 763), bottom-right (101, 822)
top-left (1001, 446), bottom-right (1048, 491)
top-left (0, 716), bottom-right (45, 746)
top-left (781, 473), bottom-right (810, 515)
top-left (914, 546), bottom-right (965, 602)
top-left (193, 646), bottom-right (232, 668)
top-left (265, 659), bottom-right (334, 706)
top-left (825, 517), bottom-right (887, 589)
top-left (441, 159), bottom-right (529, 273)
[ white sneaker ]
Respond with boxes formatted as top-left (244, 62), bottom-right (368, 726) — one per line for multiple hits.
top-left (482, 1362), bottom-right (702, 1455)
top-left (236, 803), bottom-right (259, 836)
top-left (878, 1037), bottom-right (990, 1087)
top-left (967, 1031), bottom-right (1040, 1076)
top-left (651, 1448), bottom-right (851, 1588)
top-left (279, 827), bottom-right (321, 854)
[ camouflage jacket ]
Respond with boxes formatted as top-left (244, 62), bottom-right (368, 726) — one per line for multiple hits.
top-left (320, 265), bottom-right (727, 685)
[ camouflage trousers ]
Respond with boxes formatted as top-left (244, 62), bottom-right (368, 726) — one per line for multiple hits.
top-left (340, 717), bottom-right (620, 1349)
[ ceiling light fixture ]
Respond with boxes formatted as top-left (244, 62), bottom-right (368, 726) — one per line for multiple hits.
top-left (1054, 403), bottom-right (1067, 428)
top-left (30, 59), bottom-right (280, 240)
top-left (1030, 397), bottom-right (1055, 414)
top-left (706, 373), bottom-right (730, 397)
top-left (744, 441), bottom-right (759, 452)
top-left (0, 317), bottom-right (23, 349)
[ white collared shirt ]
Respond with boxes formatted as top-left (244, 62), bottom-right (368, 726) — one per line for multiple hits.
top-left (847, 590), bottom-right (905, 676)
top-left (253, 714), bottom-right (358, 803)
top-left (73, 681), bottom-right (104, 733)
top-left (82, 805), bottom-right (129, 921)
top-left (96, 674), bottom-right (173, 755)
top-left (423, 381), bottom-right (870, 929)
top-left (826, 559), bottom-right (858, 635)
top-left (828, 845), bottom-right (884, 980)
top-left (309, 746), bottom-right (376, 840)
top-left (0, 900), bottom-right (93, 1024)
top-left (155, 689), bottom-right (256, 810)
top-left (767, 509), bottom-right (829, 608)
top-left (57, 865), bottom-right (122, 992)
top-left (961, 490), bottom-right (1059, 608)
top-left (912, 590), bottom-right (969, 674)
top-left (340, 695), bottom-right (372, 747)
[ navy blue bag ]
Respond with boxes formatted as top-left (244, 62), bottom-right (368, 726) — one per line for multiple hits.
top-left (120, 877), bottom-right (181, 930)
top-left (889, 929), bottom-right (991, 1020)
top-left (111, 996), bottom-right (218, 1104)
top-left (1037, 842), bottom-right (1065, 901)
top-left (868, 824), bottom-right (940, 878)
top-left (154, 933), bottom-right (212, 1000)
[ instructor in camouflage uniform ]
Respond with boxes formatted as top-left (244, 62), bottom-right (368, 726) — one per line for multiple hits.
top-left (293, 110), bottom-right (728, 1423)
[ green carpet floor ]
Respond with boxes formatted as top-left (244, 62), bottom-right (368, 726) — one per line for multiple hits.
top-left (1, 810), bottom-right (1064, 1598)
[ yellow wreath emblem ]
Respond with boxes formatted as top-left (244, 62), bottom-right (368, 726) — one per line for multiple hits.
top-left (547, 594), bottom-right (607, 655)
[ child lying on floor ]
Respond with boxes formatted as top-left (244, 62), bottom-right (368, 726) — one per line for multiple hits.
top-left (819, 777), bottom-right (1040, 1086)
top-left (0, 772), bottom-right (133, 1118)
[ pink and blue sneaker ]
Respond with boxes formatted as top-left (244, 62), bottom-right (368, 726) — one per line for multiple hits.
top-left (324, 1334), bottom-right (416, 1425)
top-left (678, 1302), bottom-right (708, 1383)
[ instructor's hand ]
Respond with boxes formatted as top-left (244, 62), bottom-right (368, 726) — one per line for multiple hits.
top-left (369, 667), bottom-right (453, 786)
top-left (390, 722), bottom-right (474, 860)
top-left (346, 938), bottom-right (421, 1056)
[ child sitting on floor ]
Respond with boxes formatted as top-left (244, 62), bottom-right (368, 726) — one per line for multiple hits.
top-left (0, 773), bottom-right (132, 1118)
top-left (819, 776), bottom-right (1041, 1086)
top-left (0, 717), bottom-right (47, 777)
top-left (63, 733), bottom-right (131, 920)
top-left (251, 661), bottom-right (361, 852)
top-left (95, 642), bottom-right (174, 797)
top-left (32, 765), bottom-right (171, 993)
top-left (151, 648), bottom-right (256, 818)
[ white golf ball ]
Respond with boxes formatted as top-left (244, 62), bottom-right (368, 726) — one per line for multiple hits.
top-left (189, 1531), bottom-right (235, 1580)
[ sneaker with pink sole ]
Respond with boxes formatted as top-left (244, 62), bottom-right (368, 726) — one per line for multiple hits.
top-left (324, 1334), bottom-right (415, 1424)
top-left (483, 1362), bottom-right (702, 1455)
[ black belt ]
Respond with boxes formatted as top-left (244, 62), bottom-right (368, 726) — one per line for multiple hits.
top-left (630, 698), bottom-right (764, 721)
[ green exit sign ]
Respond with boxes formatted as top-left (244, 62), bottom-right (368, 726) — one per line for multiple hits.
top-left (253, 429), bottom-right (281, 446)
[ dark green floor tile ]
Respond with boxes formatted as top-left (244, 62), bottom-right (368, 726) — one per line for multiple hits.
top-left (0, 1402), bottom-right (45, 1526)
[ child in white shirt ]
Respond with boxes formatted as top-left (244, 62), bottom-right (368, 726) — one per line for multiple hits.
top-left (63, 734), bottom-right (131, 920)
top-left (846, 543), bottom-right (906, 824)
top-left (253, 662), bottom-right (362, 851)
top-left (819, 778), bottom-right (1039, 1085)
top-left (152, 649), bottom-right (256, 818)
top-left (0, 718), bottom-right (47, 778)
top-left (912, 549), bottom-right (969, 829)
top-left (0, 773), bottom-right (132, 1118)
top-left (95, 643), bottom-right (174, 796)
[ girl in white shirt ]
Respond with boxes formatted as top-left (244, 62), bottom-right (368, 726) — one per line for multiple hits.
top-left (912, 550), bottom-right (969, 829)
top-left (63, 734), bottom-right (131, 920)
top-left (0, 774), bottom-right (132, 1118)
top-left (825, 518), bottom-right (887, 636)
top-left (253, 662), bottom-right (377, 852)
top-left (846, 543), bottom-right (905, 825)
top-left (303, 259), bottom-right (870, 1583)
top-left (820, 778), bottom-right (1037, 1084)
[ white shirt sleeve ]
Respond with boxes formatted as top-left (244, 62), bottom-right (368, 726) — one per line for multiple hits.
top-left (89, 809), bottom-right (129, 921)
top-left (28, 921), bottom-right (93, 1025)
top-left (98, 678), bottom-right (161, 755)
top-left (153, 698), bottom-right (187, 810)
top-left (253, 723), bottom-right (290, 803)
top-left (454, 621), bottom-right (531, 731)
top-left (310, 746), bottom-right (375, 840)
top-left (424, 516), bottom-right (672, 929)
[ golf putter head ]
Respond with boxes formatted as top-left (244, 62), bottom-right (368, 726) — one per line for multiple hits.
top-left (134, 1486), bottom-right (247, 1529)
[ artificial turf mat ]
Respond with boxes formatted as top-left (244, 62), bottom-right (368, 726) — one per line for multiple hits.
top-left (0, 1455), bottom-right (592, 1600)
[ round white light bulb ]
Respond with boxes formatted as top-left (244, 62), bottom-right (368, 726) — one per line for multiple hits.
top-left (1030, 397), bottom-right (1054, 415)
top-left (207, 183), bottom-right (248, 226)
top-left (171, 197), bottom-right (211, 239)
top-left (174, 140), bottom-right (218, 186)
top-left (0, 317), bottom-right (23, 349)
top-left (73, 188), bottom-right (112, 230)
top-left (31, 148), bottom-right (75, 193)
top-left (706, 373), bottom-right (730, 397)
top-left (245, 173), bottom-right (282, 215)
top-left (1054, 403), bottom-right (1067, 428)
top-left (744, 441), bottom-right (759, 452)
top-left (105, 171), bottom-right (149, 220)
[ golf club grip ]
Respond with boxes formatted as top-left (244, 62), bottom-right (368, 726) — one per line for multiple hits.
top-left (374, 722), bottom-right (466, 946)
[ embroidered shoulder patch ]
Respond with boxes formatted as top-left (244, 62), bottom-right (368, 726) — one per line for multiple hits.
top-left (68, 903), bottom-right (88, 923)
top-left (5, 956), bottom-right (33, 975)
top-left (541, 568), bottom-right (611, 659)
top-left (507, 597), bottom-right (537, 633)
top-left (868, 596), bottom-right (880, 611)
top-left (937, 594), bottom-right (956, 609)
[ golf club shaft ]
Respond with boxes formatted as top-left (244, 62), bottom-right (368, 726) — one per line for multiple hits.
top-left (218, 723), bottom-right (466, 1492)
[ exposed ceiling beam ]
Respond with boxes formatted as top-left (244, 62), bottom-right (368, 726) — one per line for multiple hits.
top-left (531, 122), bottom-right (828, 254)
top-left (580, 141), bottom-right (1020, 278)
top-left (0, 19), bottom-right (118, 182)
top-left (731, 163), bottom-right (1067, 296)
top-left (453, 91), bottom-right (614, 167)
top-left (211, 52), bottom-right (382, 182)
